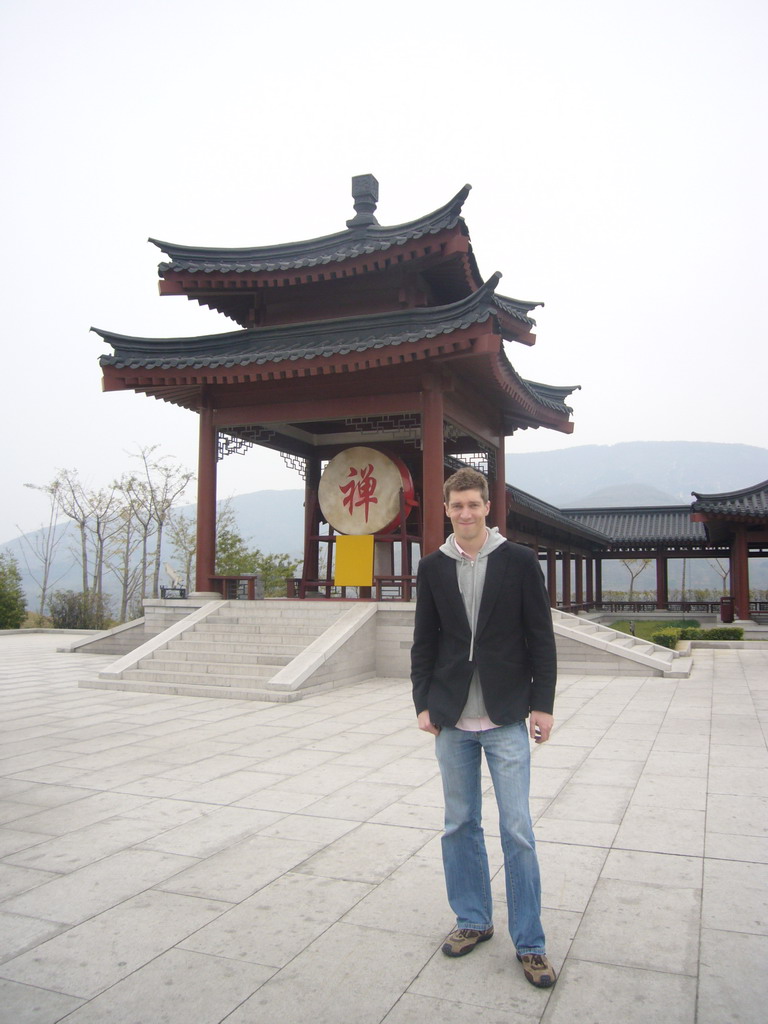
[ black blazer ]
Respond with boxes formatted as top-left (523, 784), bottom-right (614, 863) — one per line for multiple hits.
top-left (411, 541), bottom-right (557, 727)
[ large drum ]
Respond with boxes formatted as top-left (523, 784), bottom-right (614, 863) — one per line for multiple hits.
top-left (318, 447), bottom-right (416, 536)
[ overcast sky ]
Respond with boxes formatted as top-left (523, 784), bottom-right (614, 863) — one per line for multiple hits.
top-left (2, 0), bottom-right (766, 544)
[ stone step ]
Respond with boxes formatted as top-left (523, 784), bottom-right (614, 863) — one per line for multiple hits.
top-left (212, 608), bottom-right (344, 623)
top-left (151, 648), bottom-right (294, 667)
top-left (123, 666), bottom-right (281, 686)
top-left (191, 622), bottom-right (329, 638)
top-left (174, 628), bottom-right (312, 645)
top-left (165, 637), bottom-right (307, 657)
top-left (79, 675), bottom-right (334, 703)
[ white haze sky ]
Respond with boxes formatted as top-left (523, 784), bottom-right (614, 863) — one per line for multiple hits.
top-left (2, 0), bottom-right (766, 543)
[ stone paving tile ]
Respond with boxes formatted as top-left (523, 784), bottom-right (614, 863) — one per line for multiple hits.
top-left (0, 889), bottom-right (231, 999)
top-left (2, 816), bottom-right (170, 872)
top-left (136, 805), bottom-right (282, 858)
top-left (0, 977), bottom-right (84, 1024)
top-left (0, 911), bottom-right (67, 964)
top-left (1, 848), bottom-right (199, 924)
top-left (56, 948), bottom-right (273, 1024)
top-left (614, 805), bottom-right (706, 856)
top-left (155, 832), bottom-right (319, 902)
top-left (702, 858), bottom-right (768, 935)
top-left (0, 636), bottom-right (766, 1024)
top-left (296, 821), bottom-right (434, 883)
top-left (0, 862), bottom-right (59, 900)
top-left (541, 959), bottom-right (697, 1024)
top-left (181, 871), bottom-right (373, 967)
top-left (569, 876), bottom-right (701, 974)
top-left (223, 921), bottom-right (436, 1024)
top-left (5, 790), bottom-right (150, 836)
top-left (542, 781), bottom-right (634, 824)
top-left (697, 928), bottom-right (768, 1024)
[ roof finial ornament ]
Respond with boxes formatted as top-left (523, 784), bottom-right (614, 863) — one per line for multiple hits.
top-left (346, 174), bottom-right (379, 228)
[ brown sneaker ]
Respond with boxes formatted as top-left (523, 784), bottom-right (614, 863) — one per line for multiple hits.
top-left (516, 953), bottom-right (557, 987)
top-left (442, 926), bottom-right (494, 957)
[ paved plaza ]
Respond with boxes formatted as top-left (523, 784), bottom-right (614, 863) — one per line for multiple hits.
top-left (0, 632), bottom-right (766, 1024)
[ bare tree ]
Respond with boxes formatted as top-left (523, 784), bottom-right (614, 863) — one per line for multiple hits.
top-left (620, 558), bottom-right (652, 602)
top-left (708, 558), bottom-right (730, 595)
top-left (131, 446), bottom-right (194, 598)
top-left (106, 475), bottom-right (144, 621)
top-left (120, 474), bottom-right (155, 602)
top-left (53, 469), bottom-right (92, 594)
top-left (167, 510), bottom-right (196, 591)
top-left (17, 479), bottom-right (71, 617)
top-left (86, 484), bottom-right (123, 601)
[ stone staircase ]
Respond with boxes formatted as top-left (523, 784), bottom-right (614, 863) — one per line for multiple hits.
top-left (552, 609), bottom-right (692, 677)
top-left (79, 600), bottom-right (692, 703)
top-left (80, 601), bottom-right (382, 702)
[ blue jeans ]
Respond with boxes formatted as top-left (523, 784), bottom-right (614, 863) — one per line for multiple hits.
top-left (435, 721), bottom-right (546, 954)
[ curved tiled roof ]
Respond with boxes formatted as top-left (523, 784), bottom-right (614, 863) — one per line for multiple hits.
top-left (691, 480), bottom-right (768, 517)
top-left (507, 486), bottom-right (609, 544)
top-left (151, 185), bottom-right (475, 275)
top-left (563, 507), bottom-right (706, 544)
top-left (95, 275), bottom-right (540, 372)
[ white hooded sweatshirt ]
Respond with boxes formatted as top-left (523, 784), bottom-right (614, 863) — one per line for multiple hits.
top-left (439, 526), bottom-right (509, 723)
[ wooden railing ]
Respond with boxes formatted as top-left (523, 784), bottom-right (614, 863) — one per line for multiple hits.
top-left (286, 576), bottom-right (417, 601)
top-left (209, 575), bottom-right (263, 600)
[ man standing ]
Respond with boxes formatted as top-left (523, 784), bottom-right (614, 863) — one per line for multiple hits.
top-left (411, 467), bottom-right (557, 988)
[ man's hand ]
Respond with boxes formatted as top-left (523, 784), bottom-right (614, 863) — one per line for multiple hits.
top-left (417, 709), bottom-right (440, 735)
top-left (529, 710), bottom-right (554, 744)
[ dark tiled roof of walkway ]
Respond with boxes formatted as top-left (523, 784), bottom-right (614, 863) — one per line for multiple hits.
top-left (563, 506), bottom-right (706, 544)
top-left (507, 486), bottom-right (610, 544)
top-left (692, 480), bottom-right (768, 517)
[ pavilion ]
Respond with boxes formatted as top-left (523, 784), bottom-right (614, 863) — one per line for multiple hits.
top-left (96, 176), bottom-right (597, 600)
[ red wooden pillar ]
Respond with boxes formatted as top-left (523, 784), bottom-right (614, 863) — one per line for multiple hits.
top-left (656, 553), bottom-right (669, 610)
top-left (575, 555), bottom-right (584, 607)
top-left (491, 429), bottom-right (506, 534)
top-left (731, 526), bottom-right (750, 619)
top-left (421, 381), bottom-right (445, 554)
top-left (562, 552), bottom-right (571, 609)
top-left (303, 454), bottom-right (321, 584)
top-left (547, 548), bottom-right (557, 607)
top-left (195, 395), bottom-right (218, 593)
top-left (586, 557), bottom-right (594, 607)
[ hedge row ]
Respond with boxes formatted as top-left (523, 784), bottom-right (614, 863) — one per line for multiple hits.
top-left (651, 626), bottom-right (744, 648)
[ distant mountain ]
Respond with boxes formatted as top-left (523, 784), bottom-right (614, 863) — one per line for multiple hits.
top-left (222, 490), bottom-right (305, 555)
top-left (563, 483), bottom-right (679, 508)
top-left (506, 441), bottom-right (768, 507)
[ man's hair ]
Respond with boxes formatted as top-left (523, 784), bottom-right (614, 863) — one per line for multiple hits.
top-left (443, 468), bottom-right (489, 504)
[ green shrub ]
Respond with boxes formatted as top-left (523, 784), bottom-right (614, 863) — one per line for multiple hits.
top-left (47, 591), bottom-right (113, 630)
top-left (651, 628), bottom-right (682, 649)
top-left (0, 552), bottom-right (26, 629)
top-left (703, 627), bottom-right (743, 640)
top-left (610, 619), bottom-right (700, 642)
top-left (679, 628), bottom-right (705, 640)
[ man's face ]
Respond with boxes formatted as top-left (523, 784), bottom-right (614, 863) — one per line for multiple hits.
top-left (444, 488), bottom-right (490, 546)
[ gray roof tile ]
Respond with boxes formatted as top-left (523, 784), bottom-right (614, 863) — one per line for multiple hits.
top-left (563, 507), bottom-right (706, 544)
top-left (96, 275), bottom-right (540, 372)
top-left (691, 480), bottom-right (768, 517)
top-left (151, 186), bottom-right (475, 275)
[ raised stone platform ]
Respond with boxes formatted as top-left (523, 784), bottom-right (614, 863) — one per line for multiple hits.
top-left (78, 601), bottom-right (691, 703)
